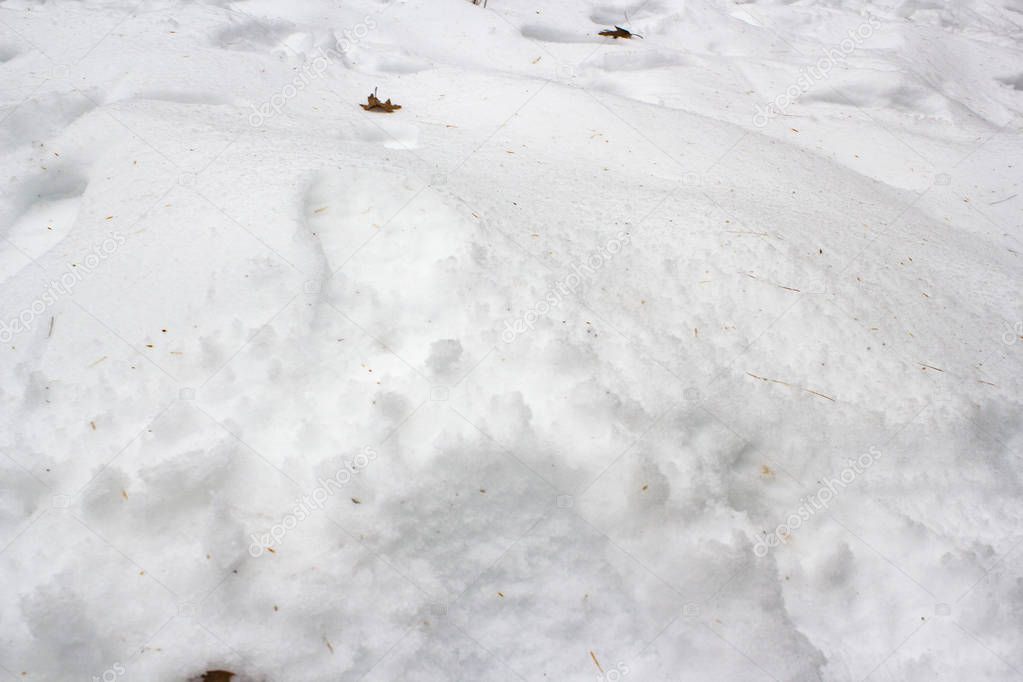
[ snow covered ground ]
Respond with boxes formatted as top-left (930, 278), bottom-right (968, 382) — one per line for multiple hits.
top-left (1, 0), bottom-right (1021, 679)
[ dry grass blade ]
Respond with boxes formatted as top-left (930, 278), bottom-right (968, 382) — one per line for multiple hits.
top-left (746, 372), bottom-right (835, 402)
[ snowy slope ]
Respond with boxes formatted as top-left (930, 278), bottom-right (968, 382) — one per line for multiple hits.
top-left (0, 0), bottom-right (1021, 680)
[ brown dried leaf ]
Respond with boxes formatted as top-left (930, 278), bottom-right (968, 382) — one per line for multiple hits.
top-left (201, 672), bottom-right (235, 682)
top-left (360, 92), bottom-right (402, 113)
top-left (598, 25), bottom-right (642, 39)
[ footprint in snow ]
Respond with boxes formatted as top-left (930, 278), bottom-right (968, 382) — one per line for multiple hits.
top-left (0, 170), bottom-right (87, 281)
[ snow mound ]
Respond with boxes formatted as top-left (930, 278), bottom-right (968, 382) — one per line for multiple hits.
top-left (1, 0), bottom-right (1021, 680)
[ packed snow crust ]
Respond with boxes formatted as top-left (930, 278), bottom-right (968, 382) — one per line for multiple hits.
top-left (1, 0), bottom-right (1022, 680)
